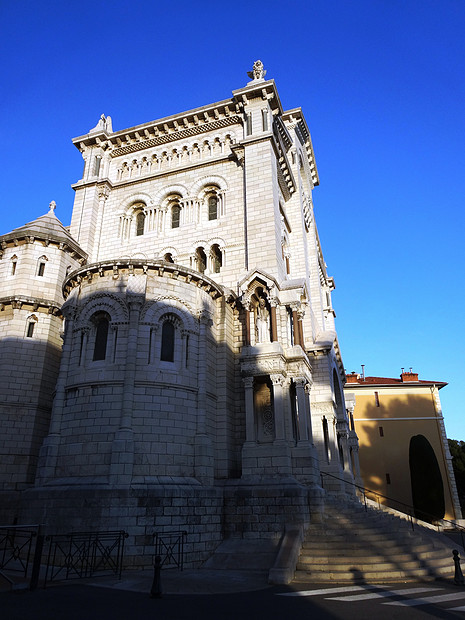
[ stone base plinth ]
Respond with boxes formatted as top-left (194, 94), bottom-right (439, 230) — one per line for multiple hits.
top-left (6, 477), bottom-right (324, 569)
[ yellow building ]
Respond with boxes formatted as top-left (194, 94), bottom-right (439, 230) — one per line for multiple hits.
top-left (344, 369), bottom-right (462, 522)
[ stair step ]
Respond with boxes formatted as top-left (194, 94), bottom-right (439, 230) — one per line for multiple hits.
top-left (293, 567), bottom-right (443, 583)
top-left (302, 538), bottom-right (417, 550)
top-left (290, 494), bottom-right (460, 585)
top-left (297, 555), bottom-right (451, 571)
top-left (299, 551), bottom-right (452, 565)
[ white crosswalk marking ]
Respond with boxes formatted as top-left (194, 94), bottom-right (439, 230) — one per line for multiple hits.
top-left (277, 583), bottom-right (465, 611)
top-left (326, 586), bottom-right (442, 602)
top-left (277, 585), bottom-right (381, 597)
top-left (384, 592), bottom-right (465, 607)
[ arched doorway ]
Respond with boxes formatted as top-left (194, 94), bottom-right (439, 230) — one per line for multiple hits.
top-left (409, 434), bottom-right (445, 522)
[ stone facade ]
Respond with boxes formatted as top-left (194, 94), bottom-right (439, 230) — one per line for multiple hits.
top-left (0, 64), bottom-right (357, 567)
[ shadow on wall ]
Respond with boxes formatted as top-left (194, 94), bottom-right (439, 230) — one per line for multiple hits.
top-left (0, 335), bottom-right (62, 487)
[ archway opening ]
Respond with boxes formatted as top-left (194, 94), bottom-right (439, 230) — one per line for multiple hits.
top-left (409, 434), bottom-right (445, 522)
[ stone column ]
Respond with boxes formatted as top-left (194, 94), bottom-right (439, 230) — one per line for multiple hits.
top-left (291, 378), bottom-right (320, 486)
top-left (160, 206), bottom-right (167, 233)
top-left (196, 311), bottom-right (213, 436)
top-left (93, 186), bottom-right (110, 262)
top-left (336, 421), bottom-right (352, 473)
top-left (35, 307), bottom-right (76, 485)
top-left (243, 376), bottom-right (255, 443)
top-left (292, 310), bottom-right (300, 346)
top-left (102, 153), bottom-right (111, 178)
top-left (110, 297), bottom-right (142, 484)
top-left (79, 328), bottom-right (89, 366)
top-left (270, 298), bottom-right (278, 343)
top-left (297, 307), bottom-right (305, 348)
top-left (271, 374), bottom-right (286, 443)
top-left (329, 416), bottom-right (341, 465)
top-left (243, 300), bottom-right (251, 346)
top-left (348, 431), bottom-right (363, 487)
top-left (195, 311), bottom-right (214, 483)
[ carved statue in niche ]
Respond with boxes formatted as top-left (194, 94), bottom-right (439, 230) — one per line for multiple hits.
top-left (255, 297), bottom-right (270, 343)
top-left (254, 378), bottom-right (274, 443)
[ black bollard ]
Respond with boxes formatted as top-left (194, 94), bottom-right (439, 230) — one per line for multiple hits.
top-left (453, 549), bottom-right (464, 586)
top-left (29, 527), bottom-right (44, 591)
top-left (150, 555), bottom-right (162, 598)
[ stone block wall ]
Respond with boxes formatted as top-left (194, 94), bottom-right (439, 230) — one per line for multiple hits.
top-left (222, 481), bottom-right (311, 539)
top-left (19, 484), bottom-right (224, 568)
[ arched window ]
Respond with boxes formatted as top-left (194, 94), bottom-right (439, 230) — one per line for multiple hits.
top-left (208, 195), bottom-right (218, 220)
top-left (160, 321), bottom-right (175, 362)
top-left (171, 203), bottom-right (181, 228)
top-left (93, 313), bottom-right (110, 361)
top-left (211, 244), bottom-right (222, 273)
top-left (136, 211), bottom-right (146, 236)
top-left (196, 247), bottom-right (207, 274)
top-left (10, 255), bottom-right (18, 276)
top-left (26, 315), bottom-right (38, 338)
top-left (37, 256), bottom-right (48, 277)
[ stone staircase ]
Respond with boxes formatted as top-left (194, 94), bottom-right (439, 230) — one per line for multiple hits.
top-left (293, 496), bottom-right (462, 583)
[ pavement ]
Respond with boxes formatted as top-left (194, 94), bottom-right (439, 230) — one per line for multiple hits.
top-left (1, 566), bottom-right (272, 596)
top-left (81, 567), bottom-right (272, 595)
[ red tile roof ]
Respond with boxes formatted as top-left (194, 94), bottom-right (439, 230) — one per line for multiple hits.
top-left (346, 375), bottom-right (447, 387)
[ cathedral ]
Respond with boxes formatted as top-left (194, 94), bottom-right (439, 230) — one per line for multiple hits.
top-left (0, 62), bottom-right (360, 567)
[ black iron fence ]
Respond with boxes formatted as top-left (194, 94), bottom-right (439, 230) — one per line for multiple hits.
top-left (0, 525), bottom-right (39, 587)
top-left (154, 531), bottom-right (187, 570)
top-left (43, 530), bottom-right (128, 587)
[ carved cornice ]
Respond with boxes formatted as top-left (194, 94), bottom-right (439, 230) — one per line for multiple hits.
top-left (63, 259), bottom-right (228, 303)
top-left (74, 99), bottom-right (242, 153)
top-left (0, 231), bottom-right (87, 262)
top-left (109, 116), bottom-right (241, 158)
top-left (241, 350), bottom-right (287, 377)
top-left (272, 118), bottom-right (295, 198)
top-left (282, 108), bottom-right (319, 187)
top-left (0, 296), bottom-right (62, 316)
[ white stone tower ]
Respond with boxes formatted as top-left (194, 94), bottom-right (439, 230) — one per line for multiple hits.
top-left (0, 203), bottom-right (86, 504)
top-left (1, 63), bottom-right (358, 566)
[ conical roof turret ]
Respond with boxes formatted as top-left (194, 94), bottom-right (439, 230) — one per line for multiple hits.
top-left (0, 201), bottom-right (87, 261)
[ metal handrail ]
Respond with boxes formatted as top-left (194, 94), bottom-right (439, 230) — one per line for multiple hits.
top-left (320, 470), bottom-right (465, 549)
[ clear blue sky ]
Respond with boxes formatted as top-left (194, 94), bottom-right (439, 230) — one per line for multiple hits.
top-left (1, 1), bottom-right (464, 438)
